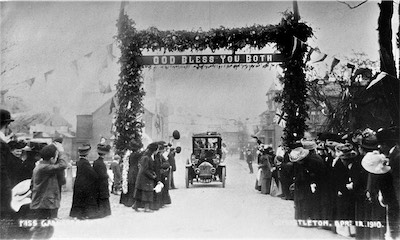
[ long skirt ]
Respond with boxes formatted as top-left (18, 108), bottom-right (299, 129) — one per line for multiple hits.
top-left (150, 192), bottom-right (162, 210)
top-left (261, 177), bottom-right (272, 194)
top-left (97, 198), bottom-right (111, 218)
top-left (70, 204), bottom-right (98, 219)
top-left (120, 183), bottom-right (136, 207)
top-left (134, 189), bottom-right (154, 203)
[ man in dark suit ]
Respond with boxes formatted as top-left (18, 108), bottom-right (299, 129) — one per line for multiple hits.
top-left (0, 109), bottom-right (17, 238)
top-left (167, 145), bottom-right (178, 189)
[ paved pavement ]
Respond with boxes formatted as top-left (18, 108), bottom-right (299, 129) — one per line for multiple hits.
top-left (52, 154), bottom-right (348, 240)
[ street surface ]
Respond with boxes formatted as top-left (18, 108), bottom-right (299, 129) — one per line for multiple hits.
top-left (53, 154), bottom-right (347, 239)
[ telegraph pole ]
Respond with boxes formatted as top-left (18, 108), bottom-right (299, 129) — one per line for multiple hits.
top-left (293, 0), bottom-right (300, 21)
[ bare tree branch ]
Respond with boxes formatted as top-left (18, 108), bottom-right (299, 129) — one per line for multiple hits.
top-left (338, 0), bottom-right (368, 9)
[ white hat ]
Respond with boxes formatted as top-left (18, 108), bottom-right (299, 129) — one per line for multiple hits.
top-left (289, 147), bottom-right (309, 162)
top-left (301, 139), bottom-right (317, 150)
top-left (361, 151), bottom-right (391, 174)
top-left (11, 179), bottom-right (32, 212)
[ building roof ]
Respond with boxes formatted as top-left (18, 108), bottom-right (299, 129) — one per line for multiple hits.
top-left (42, 113), bottom-right (72, 127)
top-left (76, 90), bottom-right (116, 115)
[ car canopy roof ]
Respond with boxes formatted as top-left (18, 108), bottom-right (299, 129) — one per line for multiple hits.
top-left (192, 132), bottom-right (221, 138)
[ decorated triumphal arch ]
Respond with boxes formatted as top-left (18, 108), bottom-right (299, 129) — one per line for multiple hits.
top-left (113, 10), bottom-right (313, 154)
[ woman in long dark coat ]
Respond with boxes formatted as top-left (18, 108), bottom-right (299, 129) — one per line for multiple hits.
top-left (120, 140), bottom-right (143, 207)
top-left (134, 142), bottom-right (159, 212)
top-left (70, 144), bottom-right (99, 219)
top-left (93, 143), bottom-right (112, 218)
top-left (258, 148), bottom-right (273, 194)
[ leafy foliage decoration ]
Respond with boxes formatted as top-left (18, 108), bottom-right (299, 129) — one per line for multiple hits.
top-left (115, 11), bottom-right (313, 151)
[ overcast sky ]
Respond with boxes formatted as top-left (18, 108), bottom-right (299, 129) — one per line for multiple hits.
top-left (1, 1), bottom-right (397, 126)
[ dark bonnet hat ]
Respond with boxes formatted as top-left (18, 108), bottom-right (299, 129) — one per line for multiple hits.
top-left (40, 144), bottom-right (57, 160)
top-left (8, 140), bottom-right (27, 150)
top-left (78, 143), bottom-right (91, 155)
top-left (288, 141), bottom-right (303, 150)
top-left (175, 146), bottom-right (182, 153)
top-left (172, 130), bottom-right (180, 140)
top-left (156, 141), bottom-right (168, 150)
top-left (97, 143), bottom-right (111, 154)
top-left (129, 139), bottom-right (143, 150)
top-left (317, 132), bottom-right (343, 143)
top-left (336, 143), bottom-right (358, 160)
top-left (0, 109), bottom-right (14, 125)
top-left (147, 142), bottom-right (159, 152)
top-left (376, 126), bottom-right (399, 143)
top-left (360, 134), bottom-right (379, 150)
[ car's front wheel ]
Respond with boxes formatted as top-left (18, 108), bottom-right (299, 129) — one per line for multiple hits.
top-left (185, 167), bottom-right (190, 188)
top-left (221, 167), bottom-right (226, 188)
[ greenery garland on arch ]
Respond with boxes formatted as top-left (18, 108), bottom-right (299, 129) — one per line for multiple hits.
top-left (114, 11), bottom-right (313, 153)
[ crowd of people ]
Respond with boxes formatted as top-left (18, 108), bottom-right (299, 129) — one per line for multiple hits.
top-left (251, 127), bottom-right (399, 240)
top-left (0, 109), bottom-right (180, 239)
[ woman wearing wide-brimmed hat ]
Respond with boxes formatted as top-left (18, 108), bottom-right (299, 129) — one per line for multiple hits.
top-left (70, 144), bottom-right (99, 219)
top-left (290, 146), bottom-right (312, 221)
top-left (93, 143), bottom-right (112, 218)
top-left (376, 126), bottom-right (400, 239)
top-left (331, 143), bottom-right (359, 237)
top-left (352, 129), bottom-right (386, 240)
top-left (120, 139), bottom-right (143, 208)
top-left (362, 151), bottom-right (399, 240)
top-left (133, 142), bottom-right (159, 212)
top-left (257, 146), bottom-right (274, 195)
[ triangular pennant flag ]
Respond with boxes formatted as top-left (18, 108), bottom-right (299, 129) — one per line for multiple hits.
top-left (25, 78), bottom-right (35, 88)
top-left (84, 52), bottom-right (93, 58)
top-left (346, 63), bottom-right (355, 72)
top-left (290, 36), bottom-right (301, 58)
top-left (310, 48), bottom-right (327, 64)
top-left (330, 57), bottom-right (340, 73)
top-left (107, 44), bottom-right (116, 60)
top-left (71, 60), bottom-right (79, 76)
top-left (109, 97), bottom-right (116, 114)
top-left (44, 70), bottom-right (54, 82)
top-left (305, 47), bottom-right (315, 63)
top-left (366, 72), bottom-right (388, 89)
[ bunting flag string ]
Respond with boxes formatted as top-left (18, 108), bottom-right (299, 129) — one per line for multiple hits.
top-left (310, 48), bottom-right (327, 64)
top-left (365, 71), bottom-right (399, 90)
top-left (25, 77), bottom-right (35, 89)
top-left (107, 44), bottom-right (116, 60)
top-left (84, 52), bottom-right (93, 58)
top-left (109, 96), bottom-right (116, 114)
top-left (290, 36), bottom-right (306, 58)
top-left (330, 57), bottom-right (340, 73)
top-left (44, 70), bottom-right (54, 82)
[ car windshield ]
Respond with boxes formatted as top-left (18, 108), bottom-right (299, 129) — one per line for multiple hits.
top-left (194, 137), bottom-right (219, 149)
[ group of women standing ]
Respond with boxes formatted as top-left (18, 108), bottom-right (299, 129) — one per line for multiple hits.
top-left (69, 143), bottom-right (112, 219)
top-left (265, 126), bottom-right (399, 240)
top-left (120, 140), bottom-right (178, 212)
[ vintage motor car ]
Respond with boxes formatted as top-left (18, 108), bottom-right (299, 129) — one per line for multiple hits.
top-left (185, 132), bottom-right (226, 188)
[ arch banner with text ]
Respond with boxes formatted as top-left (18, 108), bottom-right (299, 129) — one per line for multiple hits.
top-left (114, 10), bottom-right (313, 153)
